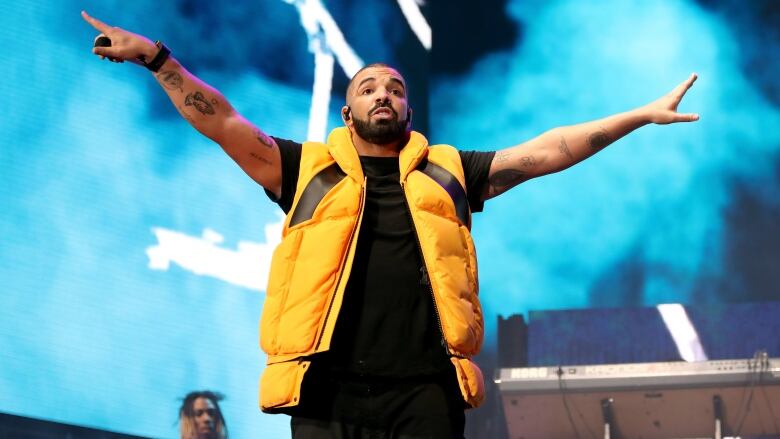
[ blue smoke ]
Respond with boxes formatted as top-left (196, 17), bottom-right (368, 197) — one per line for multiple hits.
top-left (429, 0), bottom-right (780, 340)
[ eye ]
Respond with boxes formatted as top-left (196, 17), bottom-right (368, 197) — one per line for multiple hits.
top-left (391, 89), bottom-right (402, 95)
top-left (361, 88), bottom-right (373, 95)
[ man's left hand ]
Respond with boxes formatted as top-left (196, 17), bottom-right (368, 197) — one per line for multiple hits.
top-left (643, 73), bottom-right (700, 125)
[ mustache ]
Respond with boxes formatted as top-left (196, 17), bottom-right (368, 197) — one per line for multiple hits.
top-left (369, 102), bottom-right (398, 117)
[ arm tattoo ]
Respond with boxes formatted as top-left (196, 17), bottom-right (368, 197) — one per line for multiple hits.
top-left (254, 128), bottom-right (274, 148)
top-left (489, 169), bottom-right (528, 193)
top-left (158, 70), bottom-right (183, 92)
top-left (495, 151), bottom-right (511, 163)
top-left (249, 152), bottom-right (273, 166)
top-left (587, 127), bottom-right (611, 151)
top-left (558, 135), bottom-right (574, 161)
top-left (184, 91), bottom-right (215, 115)
top-left (488, 154), bottom-right (534, 195)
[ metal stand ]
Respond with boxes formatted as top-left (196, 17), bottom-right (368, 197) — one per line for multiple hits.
top-left (601, 397), bottom-right (614, 439)
top-left (713, 395), bottom-right (723, 439)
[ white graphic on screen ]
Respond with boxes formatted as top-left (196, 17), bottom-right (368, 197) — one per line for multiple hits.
top-left (284, 0), bottom-right (363, 142)
top-left (145, 217), bottom-right (283, 292)
top-left (657, 303), bottom-right (708, 362)
top-left (396, 0), bottom-right (431, 49)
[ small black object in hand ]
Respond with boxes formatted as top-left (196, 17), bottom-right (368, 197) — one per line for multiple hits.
top-left (94, 36), bottom-right (112, 47)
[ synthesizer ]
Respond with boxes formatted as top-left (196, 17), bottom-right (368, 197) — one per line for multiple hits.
top-left (496, 357), bottom-right (780, 393)
top-left (496, 358), bottom-right (780, 438)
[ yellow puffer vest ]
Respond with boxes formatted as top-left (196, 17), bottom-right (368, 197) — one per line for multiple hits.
top-left (259, 127), bottom-right (485, 412)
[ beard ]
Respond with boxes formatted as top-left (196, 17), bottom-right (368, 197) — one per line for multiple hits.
top-left (351, 109), bottom-right (409, 145)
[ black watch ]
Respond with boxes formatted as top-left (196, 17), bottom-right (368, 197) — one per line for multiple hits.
top-left (144, 41), bottom-right (171, 72)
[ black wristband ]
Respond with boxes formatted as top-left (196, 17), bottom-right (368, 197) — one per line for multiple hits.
top-left (144, 41), bottom-right (171, 72)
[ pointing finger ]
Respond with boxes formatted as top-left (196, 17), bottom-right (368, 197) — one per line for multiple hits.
top-left (682, 72), bottom-right (698, 91)
top-left (673, 73), bottom-right (698, 99)
top-left (81, 10), bottom-right (111, 33)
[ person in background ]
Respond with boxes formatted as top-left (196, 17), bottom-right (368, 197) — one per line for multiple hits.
top-left (178, 391), bottom-right (228, 439)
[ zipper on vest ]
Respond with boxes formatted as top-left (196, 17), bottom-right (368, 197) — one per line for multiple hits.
top-left (314, 177), bottom-right (367, 351)
top-left (401, 181), bottom-right (451, 357)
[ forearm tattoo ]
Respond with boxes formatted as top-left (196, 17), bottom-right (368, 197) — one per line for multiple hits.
top-left (184, 91), bottom-right (216, 115)
top-left (249, 152), bottom-right (273, 166)
top-left (158, 70), bottom-right (183, 92)
top-left (254, 128), bottom-right (274, 148)
top-left (495, 151), bottom-right (511, 163)
top-left (587, 127), bottom-right (611, 151)
top-left (558, 135), bottom-right (574, 161)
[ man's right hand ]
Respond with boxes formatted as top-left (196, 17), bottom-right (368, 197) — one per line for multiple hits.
top-left (82, 11), bottom-right (158, 66)
top-left (81, 10), bottom-right (283, 197)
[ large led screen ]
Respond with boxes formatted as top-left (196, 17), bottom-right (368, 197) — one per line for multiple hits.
top-left (2, 0), bottom-right (778, 437)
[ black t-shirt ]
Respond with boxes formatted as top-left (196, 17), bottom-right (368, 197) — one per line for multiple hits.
top-left (267, 137), bottom-right (495, 378)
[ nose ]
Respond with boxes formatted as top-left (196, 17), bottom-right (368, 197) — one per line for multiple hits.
top-left (375, 87), bottom-right (390, 102)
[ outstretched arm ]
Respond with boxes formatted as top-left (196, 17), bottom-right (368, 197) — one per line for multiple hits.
top-left (484, 73), bottom-right (699, 200)
top-left (82, 11), bottom-right (283, 198)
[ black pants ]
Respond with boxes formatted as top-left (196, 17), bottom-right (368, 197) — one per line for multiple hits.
top-left (289, 364), bottom-right (465, 439)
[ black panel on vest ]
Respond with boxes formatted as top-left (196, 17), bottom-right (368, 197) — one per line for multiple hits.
top-left (289, 163), bottom-right (347, 227)
top-left (418, 160), bottom-right (471, 228)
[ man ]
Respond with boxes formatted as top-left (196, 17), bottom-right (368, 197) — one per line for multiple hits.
top-left (83, 10), bottom-right (698, 438)
top-left (178, 391), bottom-right (228, 439)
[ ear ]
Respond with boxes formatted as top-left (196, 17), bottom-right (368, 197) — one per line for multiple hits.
top-left (341, 105), bottom-right (351, 124)
top-left (406, 107), bottom-right (413, 127)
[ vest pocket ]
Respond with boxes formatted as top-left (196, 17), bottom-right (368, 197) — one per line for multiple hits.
top-left (454, 224), bottom-right (483, 354)
top-left (259, 360), bottom-right (310, 411)
top-left (450, 357), bottom-right (485, 408)
top-left (276, 217), bottom-right (355, 354)
top-left (260, 230), bottom-right (304, 355)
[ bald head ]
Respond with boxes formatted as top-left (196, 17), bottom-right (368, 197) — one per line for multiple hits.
top-left (346, 63), bottom-right (408, 104)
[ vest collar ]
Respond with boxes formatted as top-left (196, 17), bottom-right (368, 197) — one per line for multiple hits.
top-left (326, 127), bottom-right (429, 182)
